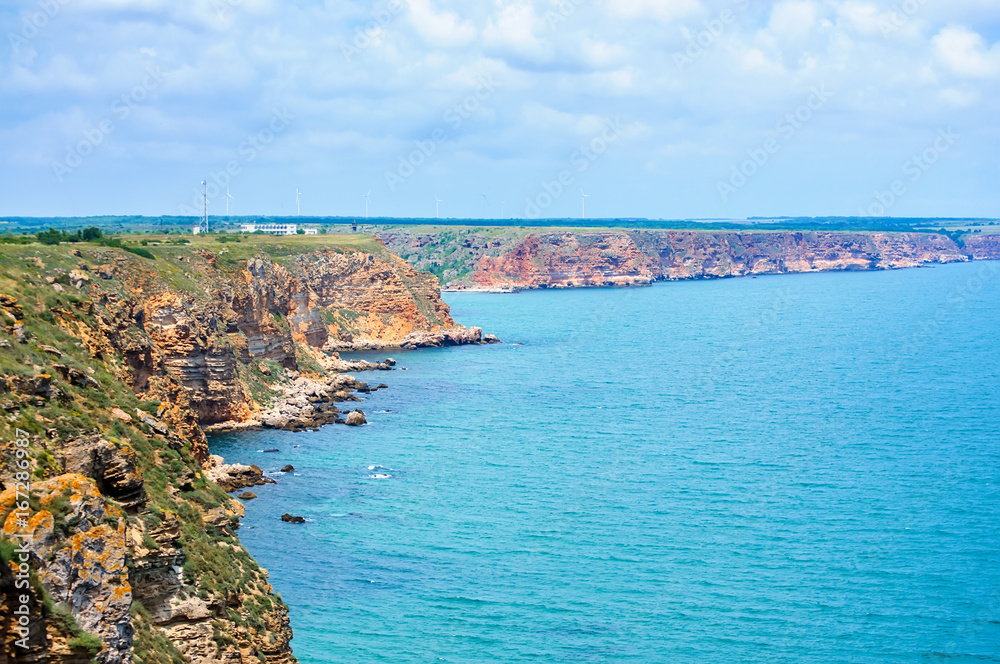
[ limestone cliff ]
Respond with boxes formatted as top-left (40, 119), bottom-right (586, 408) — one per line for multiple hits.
top-left (378, 228), bottom-right (976, 290)
top-left (0, 236), bottom-right (474, 663)
top-left (963, 234), bottom-right (1000, 260)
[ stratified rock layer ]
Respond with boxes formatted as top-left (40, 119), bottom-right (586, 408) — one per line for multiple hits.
top-left (469, 231), bottom-right (968, 289)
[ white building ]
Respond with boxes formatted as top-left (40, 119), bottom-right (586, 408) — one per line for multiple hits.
top-left (192, 226), bottom-right (201, 235)
top-left (303, 228), bottom-right (318, 235)
top-left (240, 223), bottom-right (298, 235)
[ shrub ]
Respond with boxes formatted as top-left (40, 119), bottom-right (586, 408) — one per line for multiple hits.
top-left (68, 633), bottom-right (103, 655)
top-left (124, 247), bottom-right (156, 260)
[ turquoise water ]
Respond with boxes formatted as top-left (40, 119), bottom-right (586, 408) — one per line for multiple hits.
top-left (212, 262), bottom-right (1000, 663)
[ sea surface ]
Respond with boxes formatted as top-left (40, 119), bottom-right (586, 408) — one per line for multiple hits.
top-left (211, 261), bottom-right (1000, 663)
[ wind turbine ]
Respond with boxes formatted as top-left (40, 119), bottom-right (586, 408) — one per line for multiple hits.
top-left (435, 195), bottom-right (442, 219)
top-left (581, 189), bottom-right (590, 220)
top-left (201, 180), bottom-right (208, 233)
top-left (225, 187), bottom-right (234, 217)
top-left (296, 188), bottom-right (301, 216)
top-left (364, 190), bottom-right (372, 220)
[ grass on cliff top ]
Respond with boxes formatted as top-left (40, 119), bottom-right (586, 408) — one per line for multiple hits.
top-left (143, 232), bottom-right (386, 259)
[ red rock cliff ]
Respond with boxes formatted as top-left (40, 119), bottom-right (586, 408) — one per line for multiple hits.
top-left (470, 231), bottom-right (968, 288)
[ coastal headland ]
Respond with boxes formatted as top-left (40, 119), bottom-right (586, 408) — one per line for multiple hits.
top-left (0, 233), bottom-right (490, 663)
top-left (380, 226), bottom-right (1000, 290)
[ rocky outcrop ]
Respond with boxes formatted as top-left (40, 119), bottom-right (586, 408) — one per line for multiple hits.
top-left (61, 436), bottom-right (147, 510)
top-left (2, 475), bottom-right (133, 664)
top-left (400, 326), bottom-right (488, 349)
top-left (205, 455), bottom-right (276, 492)
top-left (345, 410), bottom-right (367, 426)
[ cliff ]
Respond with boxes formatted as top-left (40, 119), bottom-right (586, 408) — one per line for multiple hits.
top-left (962, 233), bottom-right (1000, 260)
top-left (0, 234), bottom-right (477, 663)
top-left (378, 228), bottom-right (980, 289)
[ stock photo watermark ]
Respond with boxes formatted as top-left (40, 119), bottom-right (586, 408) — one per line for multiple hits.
top-left (674, 0), bottom-right (749, 71)
top-left (857, 128), bottom-right (959, 217)
top-left (717, 85), bottom-right (832, 202)
top-left (383, 75), bottom-right (501, 192)
top-left (523, 118), bottom-right (627, 218)
top-left (7, 427), bottom-right (34, 649)
top-left (179, 107), bottom-right (295, 215)
top-left (7, 0), bottom-right (70, 55)
top-left (341, 0), bottom-right (403, 61)
top-left (51, 65), bottom-right (167, 182)
top-left (878, 0), bottom-right (929, 38)
top-left (545, 0), bottom-right (588, 28)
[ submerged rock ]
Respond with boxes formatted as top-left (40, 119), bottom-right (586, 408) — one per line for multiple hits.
top-left (281, 513), bottom-right (306, 523)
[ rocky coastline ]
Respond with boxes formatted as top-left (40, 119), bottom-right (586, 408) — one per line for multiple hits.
top-left (0, 238), bottom-right (497, 664)
top-left (380, 227), bottom-right (996, 291)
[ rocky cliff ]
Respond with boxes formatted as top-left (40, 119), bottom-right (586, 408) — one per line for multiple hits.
top-left (0, 235), bottom-right (479, 663)
top-left (963, 234), bottom-right (1000, 260)
top-left (378, 228), bottom-right (981, 289)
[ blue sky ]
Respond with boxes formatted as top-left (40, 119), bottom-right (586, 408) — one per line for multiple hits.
top-left (1, 0), bottom-right (998, 220)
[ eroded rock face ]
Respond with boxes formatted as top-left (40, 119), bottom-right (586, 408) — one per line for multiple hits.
top-left (90, 249), bottom-right (471, 430)
top-left (466, 231), bottom-right (970, 288)
top-left (474, 233), bottom-right (657, 289)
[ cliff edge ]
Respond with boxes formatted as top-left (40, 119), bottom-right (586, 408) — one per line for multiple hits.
top-left (0, 234), bottom-right (477, 663)
top-left (379, 227), bottom-right (983, 290)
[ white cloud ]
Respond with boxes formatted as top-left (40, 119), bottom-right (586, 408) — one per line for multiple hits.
top-left (483, 2), bottom-right (552, 66)
top-left (1, 0), bottom-right (999, 217)
top-left (767, 0), bottom-right (819, 39)
top-left (932, 26), bottom-right (1000, 78)
top-left (404, 0), bottom-right (477, 48)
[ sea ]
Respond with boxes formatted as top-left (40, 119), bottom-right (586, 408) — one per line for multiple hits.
top-left (210, 261), bottom-right (1000, 663)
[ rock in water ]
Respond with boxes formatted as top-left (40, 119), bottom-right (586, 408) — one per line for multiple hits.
top-left (281, 464), bottom-right (295, 472)
top-left (238, 491), bottom-right (257, 500)
top-left (281, 513), bottom-right (306, 523)
top-left (345, 410), bottom-right (367, 426)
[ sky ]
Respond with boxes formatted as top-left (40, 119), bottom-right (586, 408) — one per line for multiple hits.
top-left (1, 0), bottom-right (998, 220)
